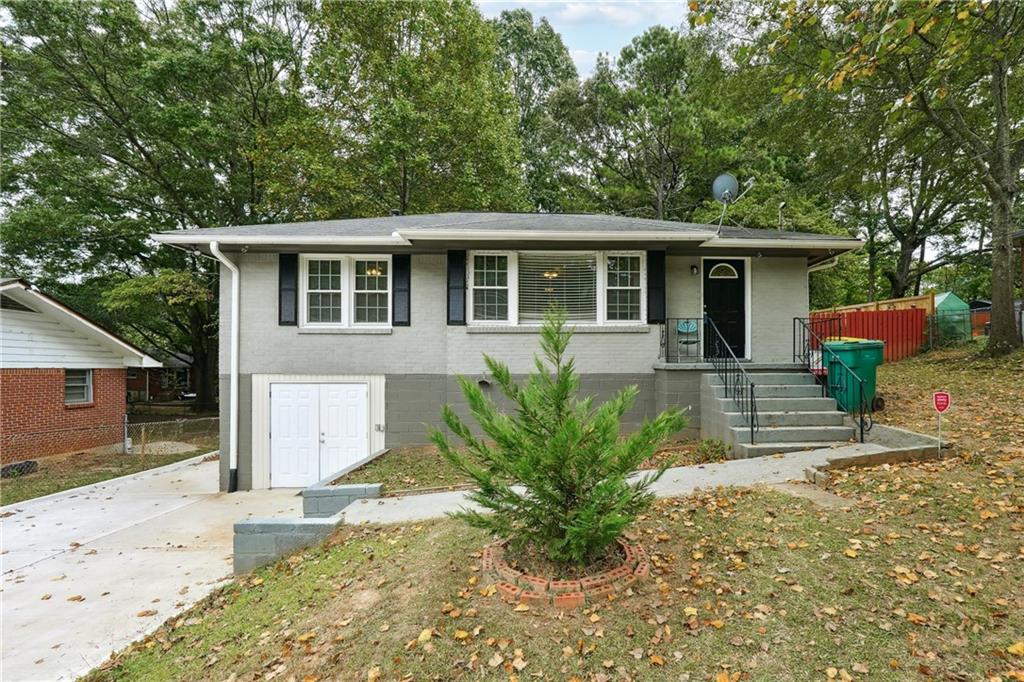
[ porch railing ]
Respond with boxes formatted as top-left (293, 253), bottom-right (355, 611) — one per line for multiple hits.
top-left (793, 317), bottom-right (870, 442)
top-left (659, 317), bottom-right (704, 362)
top-left (704, 316), bottom-right (759, 445)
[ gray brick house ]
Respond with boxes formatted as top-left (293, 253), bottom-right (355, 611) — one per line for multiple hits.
top-left (155, 213), bottom-right (862, 491)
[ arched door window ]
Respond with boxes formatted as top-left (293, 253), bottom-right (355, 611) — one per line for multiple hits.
top-left (707, 263), bottom-right (739, 279)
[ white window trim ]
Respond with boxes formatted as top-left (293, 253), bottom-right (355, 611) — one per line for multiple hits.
top-left (601, 251), bottom-right (647, 325)
top-left (467, 251), bottom-right (519, 325)
top-left (65, 368), bottom-right (93, 404)
top-left (299, 254), bottom-right (393, 329)
top-left (467, 250), bottom-right (646, 327)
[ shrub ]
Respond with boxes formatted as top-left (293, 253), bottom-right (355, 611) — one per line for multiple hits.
top-left (430, 308), bottom-right (686, 566)
top-left (692, 438), bottom-right (728, 464)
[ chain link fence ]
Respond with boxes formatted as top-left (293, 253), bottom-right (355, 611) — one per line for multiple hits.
top-left (1, 417), bottom-right (219, 506)
top-left (123, 416), bottom-right (219, 456)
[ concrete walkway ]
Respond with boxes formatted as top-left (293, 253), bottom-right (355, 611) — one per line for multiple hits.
top-left (1, 455), bottom-right (302, 682)
top-left (342, 442), bottom-right (889, 524)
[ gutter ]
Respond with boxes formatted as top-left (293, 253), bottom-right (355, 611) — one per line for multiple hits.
top-left (209, 241), bottom-right (240, 493)
top-left (808, 256), bottom-right (841, 273)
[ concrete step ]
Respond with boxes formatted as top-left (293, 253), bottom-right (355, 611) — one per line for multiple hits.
top-left (755, 396), bottom-right (838, 411)
top-left (711, 383), bottom-right (823, 399)
top-left (707, 372), bottom-right (817, 386)
top-left (731, 424), bottom-right (856, 444)
top-left (730, 441), bottom-right (847, 459)
top-left (725, 410), bottom-right (846, 427)
top-left (738, 396), bottom-right (837, 412)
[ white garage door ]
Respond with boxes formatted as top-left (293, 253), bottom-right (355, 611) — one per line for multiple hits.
top-left (270, 383), bottom-right (369, 487)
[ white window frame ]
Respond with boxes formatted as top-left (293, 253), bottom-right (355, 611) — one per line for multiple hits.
top-left (351, 256), bottom-right (392, 326)
top-left (299, 254), bottom-right (393, 329)
top-left (64, 369), bottom-right (93, 405)
top-left (467, 251), bottom-right (519, 325)
top-left (601, 251), bottom-right (647, 325)
top-left (467, 250), bottom-right (646, 327)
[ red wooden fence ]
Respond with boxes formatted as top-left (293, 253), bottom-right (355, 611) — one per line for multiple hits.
top-left (809, 308), bottom-right (927, 362)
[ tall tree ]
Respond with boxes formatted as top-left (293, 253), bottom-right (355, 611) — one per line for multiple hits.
top-left (1, 0), bottom-right (314, 409)
top-left (259, 0), bottom-right (527, 218)
top-left (490, 9), bottom-right (578, 211)
top-left (550, 28), bottom-right (733, 220)
top-left (718, 0), bottom-right (1024, 353)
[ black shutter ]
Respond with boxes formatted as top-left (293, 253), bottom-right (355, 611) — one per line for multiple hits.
top-left (392, 254), bottom-right (411, 326)
top-left (646, 250), bottom-right (666, 324)
top-left (279, 253), bottom-right (298, 326)
top-left (447, 250), bottom-right (467, 325)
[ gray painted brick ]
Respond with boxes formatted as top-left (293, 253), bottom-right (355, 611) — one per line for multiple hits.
top-left (218, 253), bottom-right (809, 491)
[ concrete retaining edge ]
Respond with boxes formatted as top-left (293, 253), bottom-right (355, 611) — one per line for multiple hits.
top-left (299, 448), bottom-right (388, 518)
top-left (233, 514), bottom-right (344, 574)
top-left (804, 422), bottom-right (950, 486)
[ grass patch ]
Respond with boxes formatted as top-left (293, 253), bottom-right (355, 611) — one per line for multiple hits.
top-left (87, 447), bottom-right (1023, 681)
top-left (335, 440), bottom-right (726, 495)
top-left (875, 343), bottom-right (1024, 454)
top-left (0, 446), bottom-right (215, 506)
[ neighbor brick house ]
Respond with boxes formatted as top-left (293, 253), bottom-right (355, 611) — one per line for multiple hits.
top-left (0, 278), bottom-right (160, 462)
top-left (155, 212), bottom-right (864, 492)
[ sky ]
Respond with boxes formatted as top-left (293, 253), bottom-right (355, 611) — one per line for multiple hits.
top-left (476, 1), bottom-right (690, 76)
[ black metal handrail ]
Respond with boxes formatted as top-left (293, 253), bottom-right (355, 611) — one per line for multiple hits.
top-left (659, 318), bottom-right (704, 362)
top-left (705, 315), bottom-right (759, 444)
top-left (793, 317), bottom-right (870, 442)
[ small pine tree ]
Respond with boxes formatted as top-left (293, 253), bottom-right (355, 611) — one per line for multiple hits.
top-left (430, 307), bottom-right (686, 566)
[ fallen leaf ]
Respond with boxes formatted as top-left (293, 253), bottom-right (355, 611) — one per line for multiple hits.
top-left (1008, 641), bottom-right (1024, 656)
top-left (136, 609), bottom-right (158, 617)
top-left (650, 654), bottom-right (665, 666)
top-left (66, 595), bottom-right (85, 602)
top-left (417, 629), bottom-right (432, 643)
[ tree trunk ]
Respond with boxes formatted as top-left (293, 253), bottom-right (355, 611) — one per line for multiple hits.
top-left (913, 241), bottom-right (926, 295)
top-left (867, 218), bottom-right (877, 301)
top-left (885, 239), bottom-right (918, 299)
top-left (988, 192), bottom-right (1021, 352)
top-left (189, 305), bottom-right (218, 413)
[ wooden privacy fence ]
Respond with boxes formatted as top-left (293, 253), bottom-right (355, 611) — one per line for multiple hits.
top-left (816, 292), bottom-right (936, 316)
top-left (809, 308), bottom-right (927, 362)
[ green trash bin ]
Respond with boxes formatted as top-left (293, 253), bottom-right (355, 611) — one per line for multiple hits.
top-left (822, 338), bottom-right (884, 413)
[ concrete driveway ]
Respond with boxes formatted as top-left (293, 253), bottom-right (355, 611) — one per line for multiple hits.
top-left (1, 454), bottom-right (302, 681)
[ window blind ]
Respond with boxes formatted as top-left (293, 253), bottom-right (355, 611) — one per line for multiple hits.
top-left (518, 253), bottom-right (597, 323)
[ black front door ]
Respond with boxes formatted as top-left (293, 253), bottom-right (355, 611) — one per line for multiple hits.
top-left (703, 259), bottom-right (746, 358)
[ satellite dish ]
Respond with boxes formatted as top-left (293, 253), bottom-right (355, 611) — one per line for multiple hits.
top-left (712, 173), bottom-right (740, 204)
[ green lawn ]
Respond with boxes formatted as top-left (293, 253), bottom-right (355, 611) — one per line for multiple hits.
top-left (874, 342), bottom-right (1024, 455)
top-left (88, 446), bottom-right (1024, 681)
top-left (0, 447), bottom-right (215, 506)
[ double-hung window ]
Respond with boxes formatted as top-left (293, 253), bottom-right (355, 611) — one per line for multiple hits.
top-left (605, 254), bottom-right (643, 321)
top-left (354, 259), bottom-right (389, 323)
top-left (306, 258), bottom-right (343, 324)
top-left (470, 253), bottom-right (513, 323)
top-left (467, 251), bottom-right (645, 326)
top-left (300, 255), bottom-right (392, 328)
top-left (65, 369), bottom-right (93, 404)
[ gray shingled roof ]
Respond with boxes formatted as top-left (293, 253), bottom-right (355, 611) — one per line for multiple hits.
top-left (155, 212), bottom-right (858, 242)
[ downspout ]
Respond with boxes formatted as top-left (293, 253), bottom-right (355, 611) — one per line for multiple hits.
top-left (209, 241), bottom-right (240, 493)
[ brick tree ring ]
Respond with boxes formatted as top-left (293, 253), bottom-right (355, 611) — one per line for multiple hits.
top-left (482, 539), bottom-right (649, 609)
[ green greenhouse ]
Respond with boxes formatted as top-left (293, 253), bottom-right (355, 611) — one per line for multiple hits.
top-left (933, 291), bottom-right (971, 344)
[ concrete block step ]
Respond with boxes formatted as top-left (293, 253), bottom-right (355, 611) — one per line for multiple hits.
top-left (742, 396), bottom-right (838, 412)
top-left (711, 383), bottom-right (823, 399)
top-left (729, 441), bottom-right (849, 459)
top-left (731, 424), bottom-right (856, 444)
top-left (706, 372), bottom-right (817, 386)
top-left (725, 410), bottom-right (846, 427)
